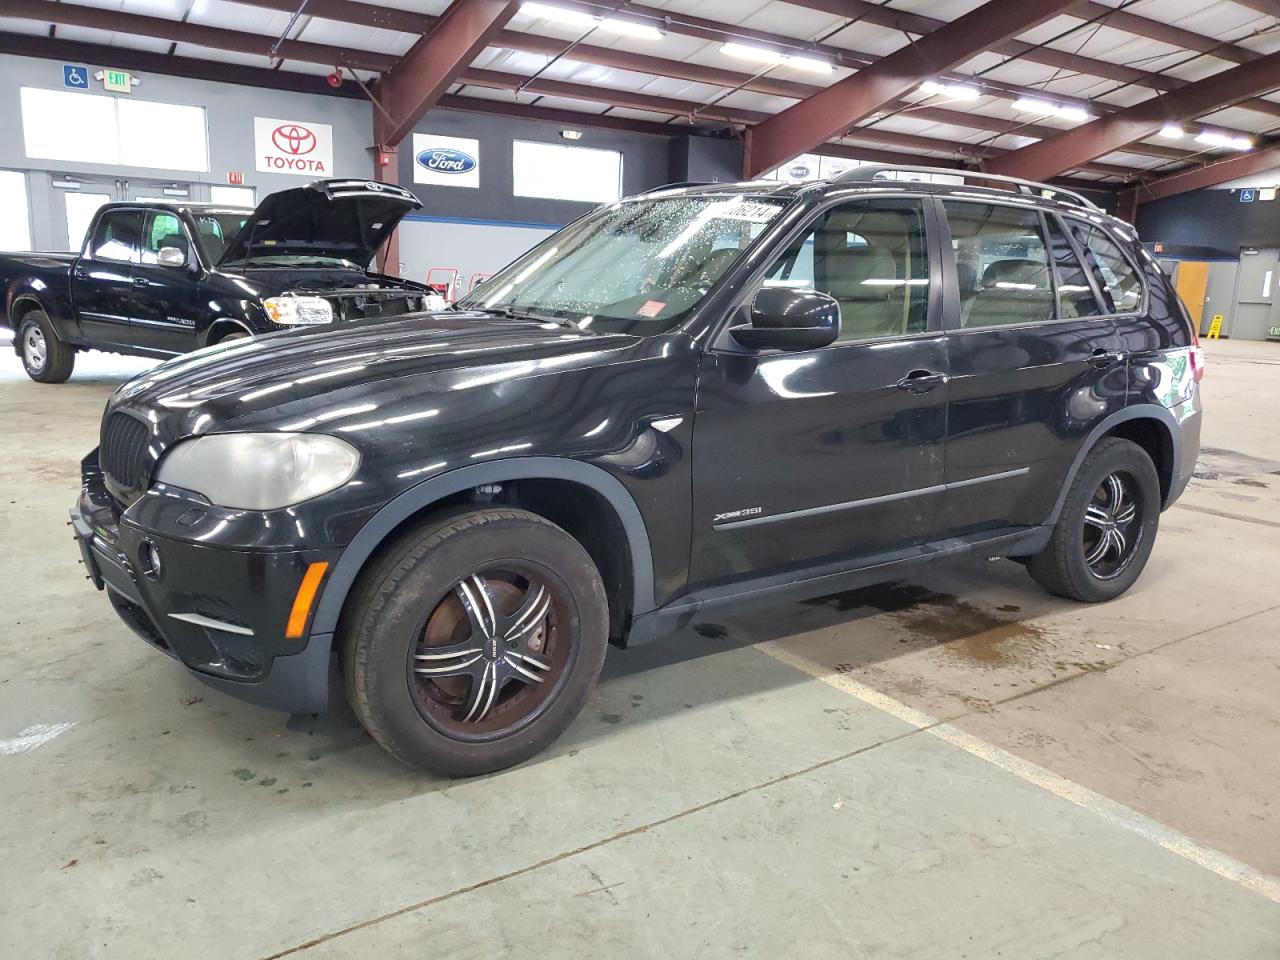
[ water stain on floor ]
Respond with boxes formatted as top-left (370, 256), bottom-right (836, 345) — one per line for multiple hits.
top-left (806, 580), bottom-right (1049, 669)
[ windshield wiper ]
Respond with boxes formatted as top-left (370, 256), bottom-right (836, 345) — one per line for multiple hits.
top-left (465, 305), bottom-right (579, 329)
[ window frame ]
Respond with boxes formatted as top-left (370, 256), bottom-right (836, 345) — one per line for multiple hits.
top-left (1043, 212), bottom-right (1108, 321)
top-left (709, 191), bottom-right (947, 354)
top-left (83, 207), bottom-right (144, 265)
top-left (1058, 214), bottom-right (1148, 319)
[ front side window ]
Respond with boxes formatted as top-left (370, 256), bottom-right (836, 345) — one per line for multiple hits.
top-left (140, 212), bottom-right (188, 265)
top-left (1068, 220), bottom-right (1143, 313)
top-left (456, 194), bottom-right (788, 334)
top-left (190, 212), bottom-right (249, 262)
top-left (763, 198), bottom-right (930, 342)
top-left (943, 200), bottom-right (1053, 328)
top-left (88, 210), bottom-right (141, 263)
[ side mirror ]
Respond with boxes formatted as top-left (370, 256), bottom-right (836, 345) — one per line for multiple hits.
top-left (157, 246), bottom-right (187, 268)
top-left (730, 286), bottom-right (840, 351)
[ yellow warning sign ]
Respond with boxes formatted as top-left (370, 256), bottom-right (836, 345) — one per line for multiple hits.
top-left (1207, 314), bottom-right (1224, 339)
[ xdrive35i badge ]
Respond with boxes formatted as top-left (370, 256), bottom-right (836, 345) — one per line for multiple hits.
top-left (713, 507), bottom-right (763, 524)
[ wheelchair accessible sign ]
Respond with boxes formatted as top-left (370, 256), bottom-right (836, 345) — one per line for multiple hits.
top-left (63, 64), bottom-right (89, 89)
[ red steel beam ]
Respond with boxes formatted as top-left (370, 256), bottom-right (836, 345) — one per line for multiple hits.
top-left (785, 0), bottom-right (1280, 119)
top-left (373, 0), bottom-right (521, 146)
top-left (1120, 142), bottom-right (1280, 204)
top-left (225, 0), bottom-right (1257, 148)
top-left (1072, 1), bottom-right (1258, 65)
top-left (985, 53), bottom-right (1280, 181)
top-left (742, 0), bottom-right (1077, 179)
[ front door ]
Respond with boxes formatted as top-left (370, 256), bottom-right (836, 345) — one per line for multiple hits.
top-left (934, 199), bottom-right (1129, 536)
top-left (71, 207), bottom-right (142, 349)
top-left (129, 209), bottom-right (203, 354)
top-left (690, 197), bottom-right (949, 590)
top-left (1230, 247), bottom-right (1280, 341)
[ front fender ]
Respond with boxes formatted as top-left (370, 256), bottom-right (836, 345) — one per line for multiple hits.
top-left (308, 456), bottom-right (658, 639)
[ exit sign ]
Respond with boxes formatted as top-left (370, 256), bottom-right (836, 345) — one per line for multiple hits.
top-left (96, 68), bottom-right (139, 93)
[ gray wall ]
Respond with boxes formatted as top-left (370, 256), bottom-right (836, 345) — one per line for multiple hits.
top-left (0, 52), bottom-right (372, 192)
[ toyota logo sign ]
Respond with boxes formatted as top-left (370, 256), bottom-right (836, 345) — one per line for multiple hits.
top-left (256, 116), bottom-right (333, 176)
top-left (271, 123), bottom-right (317, 156)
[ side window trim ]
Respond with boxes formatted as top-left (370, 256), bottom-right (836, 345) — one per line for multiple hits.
top-left (710, 193), bottom-right (943, 352)
top-left (1036, 210), bottom-right (1063, 323)
top-left (1047, 212), bottom-right (1108, 319)
top-left (1059, 214), bottom-right (1149, 318)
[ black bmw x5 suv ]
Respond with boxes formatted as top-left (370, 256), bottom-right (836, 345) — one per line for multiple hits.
top-left (71, 166), bottom-right (1202, 776)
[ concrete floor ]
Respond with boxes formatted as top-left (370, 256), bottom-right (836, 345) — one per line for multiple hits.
top-left (2, 333), bottom-right (1278, 958)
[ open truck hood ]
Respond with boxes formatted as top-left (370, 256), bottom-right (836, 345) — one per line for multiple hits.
top-left (217, 179), bottom-right (421, 269)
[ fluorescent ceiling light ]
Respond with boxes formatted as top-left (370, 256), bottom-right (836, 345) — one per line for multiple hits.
top-left (1195, 130), bottom-right (1253, 151)
top-left (1012, 98), bottom-right (1091, 123)
top-left (919, 79), bottom-right (981, 101)
top-left (721, 42), bottom-right (831, 74)
top-left (1159, 124), bottom-right (1186, 139)
top-left (520, 2), bottom-right (595, 28)
top-left (520, 2), bottom-right (661, 39)
top-left (599, 16), bottom-right (662, 39)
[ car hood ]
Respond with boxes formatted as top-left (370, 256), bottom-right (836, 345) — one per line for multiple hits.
top-left (217, 179), bottom-right (422, 268)
top-left (108, 311), bottom-right (639, 430)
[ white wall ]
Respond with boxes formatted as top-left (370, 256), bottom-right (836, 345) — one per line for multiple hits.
top-left (397, 216), bottom-right (556, 294)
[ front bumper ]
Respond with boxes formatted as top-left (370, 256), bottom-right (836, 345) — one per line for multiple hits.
top-left (72, 451), bottom-right (340, 713)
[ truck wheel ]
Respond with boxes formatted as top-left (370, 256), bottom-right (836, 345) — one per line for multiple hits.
top-left (341, 507), bottom-right (609, 776)
top-left (1027, 438), bottom-right (1160, 603)
top-left (215, 331), bottom-right (249, 344)
top-left (18, 310), bottom-right (75, 383)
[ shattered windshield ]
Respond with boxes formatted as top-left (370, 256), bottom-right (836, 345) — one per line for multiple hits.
top-left (455, 194), bottom-right (790, 334)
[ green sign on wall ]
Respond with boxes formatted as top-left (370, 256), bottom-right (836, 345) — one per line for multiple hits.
top-left (1268, 325), bottom-right (1280, 340)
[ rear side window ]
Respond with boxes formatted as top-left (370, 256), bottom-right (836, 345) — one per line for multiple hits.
top-left (1046, 217), bottom-right (1103, 319)
top-left (88, 210), bottom-right (141, 263)
top-left (1067, 220), bottom-right (1143, 313)
top-left (942, 200), bottom-right (1053, 328)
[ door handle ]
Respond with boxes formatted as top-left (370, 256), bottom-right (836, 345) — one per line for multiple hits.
top-left (73, 268), bottom-right (89, 280)
top-left (1089, 348), bottom-right (1125, 368)
top-left (896, 369), bottom-right (949, 393)
top-left (132, 277), bottom-right (149, 288)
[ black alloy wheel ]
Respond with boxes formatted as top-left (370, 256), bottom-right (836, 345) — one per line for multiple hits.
top-left (1082, 471), bottom-right (1142, 580)
top-left (1027, 437), bottom-right (1160, 603)
top-left (342, 507), bottom-right (609, 776)
top-left (409, 564), bottom-right (570, 738)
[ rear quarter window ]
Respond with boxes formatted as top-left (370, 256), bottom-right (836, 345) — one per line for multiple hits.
top-left (1066, 219), bottom-right (1145, 314)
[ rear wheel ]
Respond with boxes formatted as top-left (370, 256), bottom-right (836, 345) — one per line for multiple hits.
top-left (17, 310), bottom-right (75, 383)
top-left (341, 507), bottom-right (609, 776)
top-left (1027, 437), bottom-right (1160, 602)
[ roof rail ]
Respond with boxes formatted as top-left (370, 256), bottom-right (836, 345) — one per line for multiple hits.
top-left (832, 164), bottom-right (1101, 212)
top-left (638, 181), bottom-right (712, 195)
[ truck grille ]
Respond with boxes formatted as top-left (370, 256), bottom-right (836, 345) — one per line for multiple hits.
top-left (100, 412), bottom-right (153, 494)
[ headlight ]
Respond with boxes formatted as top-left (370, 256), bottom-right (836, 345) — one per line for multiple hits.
top-left (155, 433), bottom-right (360, 510)
top-left (264, 295), bottom-right (333, 326)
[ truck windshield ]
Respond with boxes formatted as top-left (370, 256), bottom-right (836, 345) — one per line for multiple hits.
top-left (455, 194), bottom-right (790, 334)
top-left (190, 212), bottom-right (251, 262)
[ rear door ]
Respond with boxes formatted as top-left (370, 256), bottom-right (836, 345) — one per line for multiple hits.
top-left (689, 196), bottom-right (949, 589)
top-left (129, 210), bottom-right (203, 354)
top-left (933, 198), bottom-right (1129, 537)
top-left (71, 208), bottom-right (142, 348)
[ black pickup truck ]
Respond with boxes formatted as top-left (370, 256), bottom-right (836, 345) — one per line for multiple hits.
top-left (1, 179), bottom-right (433, 382)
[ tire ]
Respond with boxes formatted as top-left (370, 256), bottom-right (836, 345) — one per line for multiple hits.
top-left (215, 331), bottom-right (249, 344)
top-left (17, 310), bottom-right (75, 383)
top-left (341, 507), bottom-right (609, 776)
top-left (1027, 437), bottom-right (1161, 603)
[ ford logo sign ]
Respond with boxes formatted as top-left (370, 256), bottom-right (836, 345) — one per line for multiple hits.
top-left (787, 165), bottom-right (811, 179)
top-left (416, 148), bottom-right (477, 175)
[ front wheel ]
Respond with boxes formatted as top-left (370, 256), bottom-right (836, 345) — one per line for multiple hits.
top-left (17, 310), bottom-right (75, 383)
top-left (341, 507), bottom-right (609, 776)
top-left (1027, 437), bottom-right (1160, 602)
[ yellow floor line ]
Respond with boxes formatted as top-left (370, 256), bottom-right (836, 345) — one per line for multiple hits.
top-left (757, 640), bottom-right (1280, 906)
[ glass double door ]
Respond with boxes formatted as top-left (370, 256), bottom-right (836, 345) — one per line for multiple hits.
top-left (53, 178), bottom-right (197, 251)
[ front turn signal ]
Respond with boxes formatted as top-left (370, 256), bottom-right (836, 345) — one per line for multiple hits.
top-left (286, 561), bottom-right (330, 639)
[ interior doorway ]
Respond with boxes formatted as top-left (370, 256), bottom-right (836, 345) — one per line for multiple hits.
top-left (1231, 248), bottom-right (1280, 341)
